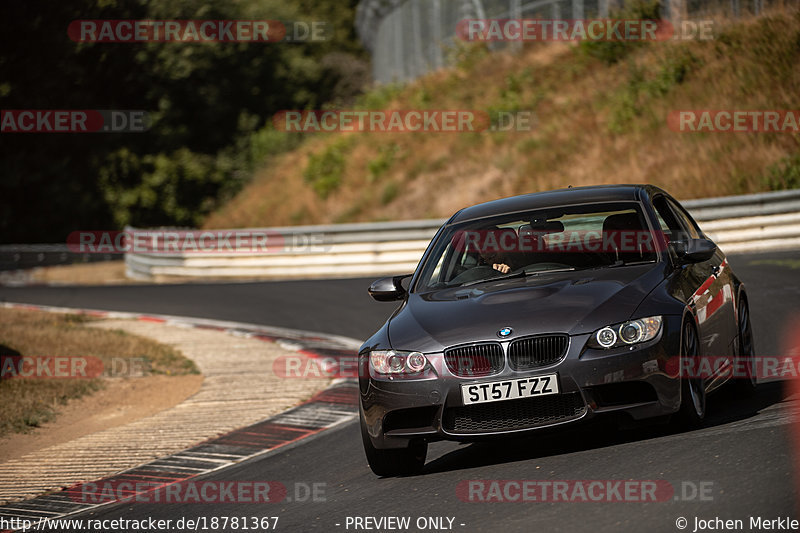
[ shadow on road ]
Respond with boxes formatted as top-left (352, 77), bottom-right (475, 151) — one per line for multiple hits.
top-left (421, 380), bottom-right (791, 476)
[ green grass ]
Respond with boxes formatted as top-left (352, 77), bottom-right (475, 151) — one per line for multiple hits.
top-left (0, 308), bottom-right (197, 437)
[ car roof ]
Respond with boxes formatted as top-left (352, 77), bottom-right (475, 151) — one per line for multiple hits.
top-left (447, 184), bottom-right (664, 224)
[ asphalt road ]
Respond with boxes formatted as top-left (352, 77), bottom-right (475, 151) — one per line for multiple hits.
top-left (4, 250), bottom-right (800, 533)
top-left (1, 275), bottom-right (379, 341)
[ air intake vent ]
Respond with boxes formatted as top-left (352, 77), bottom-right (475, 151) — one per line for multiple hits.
top-left (444, 343), bottom-right (504, 377)
top-left (443, 392), bottom-right (586, 433)
top-left (508, 335), bottom-right (568, 370)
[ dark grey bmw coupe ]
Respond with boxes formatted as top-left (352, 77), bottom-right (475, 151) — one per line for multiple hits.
top-left (359, 184), bottom-right (755, 476)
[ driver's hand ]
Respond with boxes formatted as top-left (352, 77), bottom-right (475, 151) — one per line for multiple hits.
top-left (492, 263), bottom-right (511, 273)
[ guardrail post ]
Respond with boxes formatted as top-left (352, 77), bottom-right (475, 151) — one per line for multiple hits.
top-left (669, 0), bottom-right (688, 29)
top-left (573, 0), bottom-right (584, 20)
top-left (510, 0), bottom-right (522, 53)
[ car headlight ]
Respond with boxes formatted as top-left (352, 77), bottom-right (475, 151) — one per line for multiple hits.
top-left (370, 350), bottom-right (429, 374)
top-left (588, 316), bottom-right (662, 349)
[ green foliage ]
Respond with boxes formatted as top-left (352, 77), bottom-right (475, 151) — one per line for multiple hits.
top-left (97, 111), bottom-right (269, 228)
top-left (650, 48), bottom-right (699, 94)
top-left (516, 137), bottom-right (542, 154)
top-left (578, 0), bottom-right (661, 64)
top-left (367, 143), bottom-right (400, 183)
top-left (448, 41), bottom-right (491, 72)
top-left (761, 154), bottom-right (800, 190)
top-left (249, 125), bottom-right (305, 168)
top-left (356, 83), bottom-right (405, 110)
top-left (411, 86), bottom-right (433, 107)
top-left (0, 0), bottom-right (367, 242)
top-left (303, 137), bottom-right (355, 199)
top-left (290, 207), bottom-right (311, 224)
top-left (490, 68), bottom-right (535, 114)
top-left (716, 12), bottom-right (800, 93)
top-left (608, 66), bottom-right (646, 133)
top-left (333, 203), bottom-right (364, 223)
top-left (381, 182), bottom-right (400, 205)
top-left (608, 48), bottom-right (699, 133)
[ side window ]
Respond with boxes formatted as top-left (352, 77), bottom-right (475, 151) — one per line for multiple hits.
top-left (653, 209), bottom-right (670, 233)
top-left (667, 199), bottom-right (701, 239)
top-left (652, 196), bottom-right (687, 242)
top-left (429, 248), bottom-right (446, 282)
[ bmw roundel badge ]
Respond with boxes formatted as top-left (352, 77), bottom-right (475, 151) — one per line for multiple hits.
top-left (498, 327), bottom-right (513, 338)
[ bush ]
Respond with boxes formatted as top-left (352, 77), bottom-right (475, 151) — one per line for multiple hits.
top-left (381, 182), bottom-right (399, 205)
top-left (761, 154), bottom-right (800, 190)
top-left (608, 48), bottom-right (699, 133)
top-left (302, 137), bottom-right (355, 199)
top-left (367, 143), bottom-right (400, 183)
top-left (249, 125), bottom-right (304, 167)
top-left (579, 0), bottom-right (661, 64)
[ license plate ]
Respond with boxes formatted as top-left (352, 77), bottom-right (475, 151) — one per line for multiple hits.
top-left (460, 374), bottom-right (559, 405)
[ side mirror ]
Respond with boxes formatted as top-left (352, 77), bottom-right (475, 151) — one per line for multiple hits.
top-left (368, 275), bottom-right (411, 302)
top-left (674, 238), bottom-right (717, 263)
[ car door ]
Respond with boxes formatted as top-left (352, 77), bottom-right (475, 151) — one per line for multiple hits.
top-left (652, 195), bottom-right (735, 358)
top-left (667, 197), bottom-right (738, 355)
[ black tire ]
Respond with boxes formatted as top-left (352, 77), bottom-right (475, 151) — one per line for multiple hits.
top-left (734, 294), bottom-right (757, 394)
top-left (677, 318), bottom-right (706, 427)
top-left (360, 414), bottom-right (427, 477)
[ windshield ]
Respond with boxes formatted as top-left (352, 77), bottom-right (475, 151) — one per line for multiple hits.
top-left (414, 201), bottom-right (660, 291)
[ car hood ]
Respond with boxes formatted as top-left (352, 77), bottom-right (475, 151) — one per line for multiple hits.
top-left (388, 263), bottom-right (666, 353)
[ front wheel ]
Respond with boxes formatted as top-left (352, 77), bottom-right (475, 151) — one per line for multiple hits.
top-left (360, 414), bottom-right (427, 477)
top-left (677, 319), bottom-right (706, 427)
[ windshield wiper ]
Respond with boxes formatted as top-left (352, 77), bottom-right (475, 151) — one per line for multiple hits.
top-left (526, 266), bottom-right (576, 275)
top-left (460, 269), bottom-right (529, 287)
top-left (607, 259), bottom-right (657, 267)
top-left (459, 266), bottom-right (576, 287)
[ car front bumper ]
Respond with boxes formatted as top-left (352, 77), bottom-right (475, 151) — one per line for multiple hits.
top-left (359, 315), bottom-right (683, 449)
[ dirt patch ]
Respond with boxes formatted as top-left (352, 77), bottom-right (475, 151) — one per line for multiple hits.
top-left (19, 261), bottom-right (325, 285)
top-left (0, 307), bottom-right (198, 436)
top-left (28, 261), bottom-right (132, 285)
top-left (0, 374), bottom-right (202, 463)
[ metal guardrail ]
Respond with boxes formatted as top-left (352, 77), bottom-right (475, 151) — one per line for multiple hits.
top-left (124, 189), bottom-right (800, 280)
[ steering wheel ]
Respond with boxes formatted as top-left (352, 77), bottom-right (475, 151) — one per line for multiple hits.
top-left (527, 262), bottom-right (572, 272)
top-left (448, 265), bottom-right (499, 285)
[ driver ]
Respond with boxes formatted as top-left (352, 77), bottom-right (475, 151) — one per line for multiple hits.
top-left (477, 227), bottom-right (521, 273)
top-left (480, 249), bottom-right (513, 273)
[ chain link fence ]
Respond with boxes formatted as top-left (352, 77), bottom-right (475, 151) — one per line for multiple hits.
top-left (355, 0), bottom-right (780, 84)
